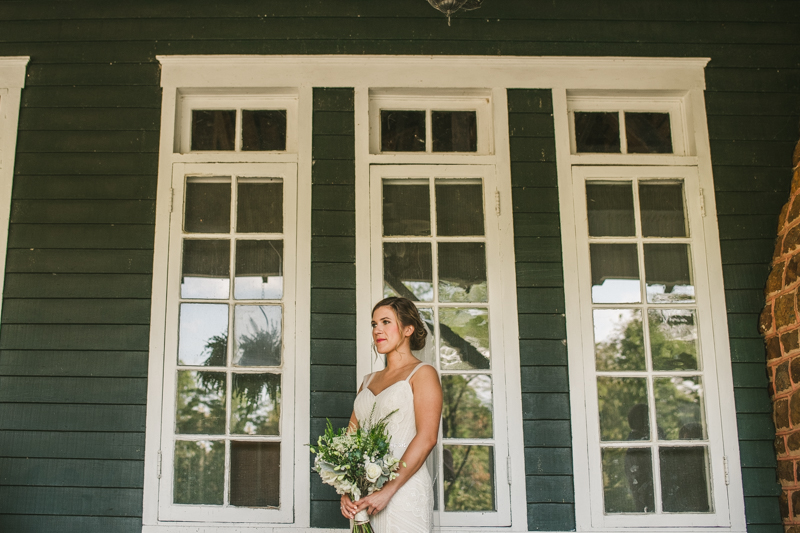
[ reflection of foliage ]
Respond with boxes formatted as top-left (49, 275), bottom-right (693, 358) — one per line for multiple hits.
top-left (202, 334), bottom-right (227, 367)
top-left (176, 370), bottom-right (226, 435)
top-left (231, 373), bottom-right (281, 435)
top-left (602, 447), bottom-right (649, 513)
top-left (439, 280), bottom-right (487, 303)
top-left (597, 377), bottom-right (648, 442)
top-left (594, 312), bottom-right (644, 371)
top-left (439, 308), bottom-right (490, 370)
top-left (443, 445), bottom-right (494, 511)
top-left (237, 311), bottom-right (282, 366)
top-left (648, 311), bottom-right (697, 370)
top-left (174, 440), bottom-right (224, 505)
top-left (442, 375), bottom-right (492, 439)
top-left (654, 377), bottom-right (703, 440)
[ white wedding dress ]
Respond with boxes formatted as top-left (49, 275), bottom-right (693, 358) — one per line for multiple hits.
top-left (353, 363), bottom-right (434, 533)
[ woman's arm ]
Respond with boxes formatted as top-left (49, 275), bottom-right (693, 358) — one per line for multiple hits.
top-left (350, 365), bottom-right (443, 517)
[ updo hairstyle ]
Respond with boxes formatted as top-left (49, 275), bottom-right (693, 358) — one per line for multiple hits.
top-left (372, 297), bottom-right (428, 351)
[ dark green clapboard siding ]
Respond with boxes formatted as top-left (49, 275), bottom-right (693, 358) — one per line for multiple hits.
top-left (509, 89), bottom-right (576, 531)
top-left (309, 87), bottom-right (356, 530)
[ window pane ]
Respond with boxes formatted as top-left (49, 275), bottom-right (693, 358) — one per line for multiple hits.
top-left (597, 377), bottom-right (649, 441)
top-left (175, 370), bottom-right (226, 435)
top-left (383, 180), bottom-right (431, 236)
top-left (178, 303), bottom-right (228, 366)
top-left (644, 244), bottom-right (694, 303)
top-left (586, 182), bottom-right (635, 237)
top-left (415, 307), bottom-right (435, 357)
top-left (181, 240), bottom-right (230, 299)
top-left (594, 309), bottom-right (645, 371)
top-left (649, 309), bottom-right (699, 371)
top-left (574, 112), bottom-right (620, 153)
top-left (231, 373), bottom-right (281, 435)
top-left (602, 447), bottom-right (654, 513)
top-left (235, 240), bottom-right (283, 300)
top-left (654, 377), bottom-right (706, 441)
top-left (442, 374), bottom-right (493, 438)
top-left (432, 111), bottom-right (477, 152)
top-left (443, 445), bottom-right (495, 511)
top-left (439, 308), bottom-right (490, 370)
top-left (174, 440), bottom-right (225, 504)
top-left (230, 441), bottom-right (281, 508)
top-left (233, 305), bottom-right (282, 367)
top-left (438, 242), bottom-right (487, 303)
top-left (241, 110), bottom-right (286, 151)
top-left (639, 182), bottom-right (687, 237)
top-left (192, 110), bottom-right (235, 151)
top-left (625, 112), bottom-right (673, 154)
top-left (237, 181), bottom-right (283, 233)
top-left (185, 180), bottom-right (231, 233)
top-left (381, 110), bottom-right (425, 151)
top-left (659, 447), bottom-right (711, 512)
top-left (590, 243), bottom-right (641, 304)
top-left (435, 180), bottom-right (484, 236)
top-left (383, 242), bottom-right (433, 302)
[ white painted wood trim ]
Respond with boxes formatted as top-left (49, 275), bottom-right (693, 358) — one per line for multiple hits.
top-left (0, 57), bottom-right (28, 327)
top-left (354, 85), bottom-right (373, 388)
top-left (143, 528), bottom-right (747, 533)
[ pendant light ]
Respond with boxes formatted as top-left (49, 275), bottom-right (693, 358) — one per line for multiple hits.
top-left (426, 0), bottom-right (483, 25)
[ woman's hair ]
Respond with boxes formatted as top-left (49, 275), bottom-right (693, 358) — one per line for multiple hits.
top-left (372, 297), bottom-right (427, 351)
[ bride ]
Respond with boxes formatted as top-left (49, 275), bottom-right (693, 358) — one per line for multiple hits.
top-left (340, 297), bottom-right (443, 532)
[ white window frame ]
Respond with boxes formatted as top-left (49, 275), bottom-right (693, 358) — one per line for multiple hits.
top-left (0, 57), bottom-right (28, 323)
top-left (556, 90), bottom-right (746, 532)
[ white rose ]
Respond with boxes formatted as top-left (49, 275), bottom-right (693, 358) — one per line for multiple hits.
top-left (365, 462), bottom-right (383, 483)
top-left (319, 467), bottom-right (338, 486)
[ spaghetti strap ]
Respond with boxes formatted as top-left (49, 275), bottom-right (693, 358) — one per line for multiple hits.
top-left (405, 362), bottom-right (428, 382)
top-left (362, 372), bottom-right (376, 389)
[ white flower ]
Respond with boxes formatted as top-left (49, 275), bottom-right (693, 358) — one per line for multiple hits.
top-left (319, 466), bottom-right (338, 486)
top-left (365, 462), bottom-right (383, 483)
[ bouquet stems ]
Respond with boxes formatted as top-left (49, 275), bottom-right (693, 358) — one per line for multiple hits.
top-left (352, 496), bottom-right (373, 532)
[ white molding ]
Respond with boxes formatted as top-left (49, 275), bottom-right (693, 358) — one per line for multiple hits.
top-left (0, 56), bottom-right (28, 327)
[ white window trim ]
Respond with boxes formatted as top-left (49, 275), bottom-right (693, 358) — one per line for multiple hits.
top-left (554, 86), bottom-right (746, 532)
top-left (146, 55), bottom-right (734, 533)
top-left (0, 57), bottom-right (28, 324)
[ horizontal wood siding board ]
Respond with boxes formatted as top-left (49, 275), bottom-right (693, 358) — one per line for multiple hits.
top-left (2, 298), bottom-right (151, 324)
top-left (0, 325), bottom-right (150, 351)
top-left (0, 515), bottom-right (142, 533)
top-left (0, 457), bottom-right (144, 488)
top-left (0, 431), bottom-right (144, 460)
top-left (8, 224), bottom-right (155, 250)
top-left (10, 199), bottom-right (155, 224)
top-left (0, 485), bottom-right (143, 516)
top-left (4, 273), bottom-right (153, 298)
top-left (0, 403), bottom-right (145, 432)
top-left (0, 376), bottom-right (147, 404)
top-left (0, 351), bottom-right (147, 378)
top-left (12, 175), bottom-right (157, 200)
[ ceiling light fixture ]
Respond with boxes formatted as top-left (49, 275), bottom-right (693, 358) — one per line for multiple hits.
top-left (426, 0), bottom-right (483, 25)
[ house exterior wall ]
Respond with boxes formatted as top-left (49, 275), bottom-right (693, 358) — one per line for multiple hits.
top-left (0, 1), bottom-right (797, 532)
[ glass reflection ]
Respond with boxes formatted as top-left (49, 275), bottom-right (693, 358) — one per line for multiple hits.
top-left (655, 377), bottom-right (706, 441)
top-left (184, 180), bottom-right (231, 233)
top-left (181, 240), bottom-right (230, 299)
top-left (191, 110), bottom-right (235, 151)
top-left (383, 180), bottom-right (431, 236)
top-left (625, 112), bottom-right (673, 154)
top-left (602, 447), bottom-right (654, 513)
top-left (178, 303), bottom-right (228, 366)
top-left (231, 373), bottom-right (281, 435)
top-left (381, 110), bottom-right (425, 152)
top-left (639, 182), bottom-right (687, 238)
top-left (414, 307), bottom-right (436, 361)
top-left (644, 244), bottom-right (694, 303)
top-left (659, 446), bottom-right (711, 512)
top-left (233, 305), bottom-right (282, 366)
top-left (230, 441), bottom-right (281, 507)
top-left (241, 110), bottom-right (287, 152)
top-left (586, 181), bottom-right (635, 237)
top-left (439, 308), bottom-right (490, 370)
top-left (597, 377), bottom-right (649, 442)
top-left (237, 180), bottom-right (283, 234)
top-left (649, 309), bottom-right (699, 371)
top-left (443, 445), bottom-right (495, 511)
top-left (442, 374), bottom-right (493, 438)
top-left (435, 180), bottom-right (484, 236)
top-left (574, 112), bottom-right (620, 153)
top-left (590, 243), bottom-right (641, 304)
top-left (593, 309), bottom-right (645, 371)
top-left (432, 111), bottom-right (477, 152)
top-left (383, 242), bottom-right (433, 301)
top-left (174, 440), bottom-right (224, 505)
top-left (235, 240), bottom-right (283, 300)
top-left (175, 370), bottom-right (226, 435)
top-left (438, 242), bottom-right (487, 302)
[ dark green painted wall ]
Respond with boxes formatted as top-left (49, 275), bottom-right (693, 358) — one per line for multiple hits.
top-left (0, 1), bottom-right (796, 531)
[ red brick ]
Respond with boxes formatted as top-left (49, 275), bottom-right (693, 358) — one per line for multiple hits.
top-left (761, 304), bottom-right (775, 335)
top-left (788, 431), bottom-right (800, 452)
top-left (784, 330), bottom-right (800, 355)
top-left (785, 225), bottom-right (800, 255)
top-left (777, 398), bottom-right (791, 429)
top-left (768, 261), bottom-right (787, 295)
top-left (768, 336), bottom-right (783, 360)
top-left (779, 459), bottom-right (796, 483)
top-left (788, 255), bottom-right (800, 286)
top-left (778, 435), bottom-right (788, 455)
top-left (776, 293), bottom-right (798, 329)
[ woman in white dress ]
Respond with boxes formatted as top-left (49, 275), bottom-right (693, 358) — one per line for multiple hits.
top-left (340, 297), bottom-right (443, 532)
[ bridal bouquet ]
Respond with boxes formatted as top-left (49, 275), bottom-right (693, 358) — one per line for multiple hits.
top-left (310, 406), bottom-right (403, 533)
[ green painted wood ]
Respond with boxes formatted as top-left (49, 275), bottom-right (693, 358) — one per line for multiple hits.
top-left (311, 236), bottom-right (355, 263)
top-left (8, 224), bottom-right (154, 250)
top-left (0, 457), bottom-right (143, 488)
top-left (0, 376), bottom-right (147, 404)
top-left (508, 113), bottom-right (556, 137)
top-left (311, 313), bottom-right (357, 341)
top-left (711, 140), bottom-right (796, 168)
top-left (733, 362), bottom-right (770, 388)
top-left (516, 288), bottom-right (565, 314)
top-left (313, 89), bottom-right (354, 112)
top-left (19, 107), bottom-right (160, 131)
top-left (5, 249), bottom-right (154, 274)
top-left (2, 299), bottom-right (151, 324)
top-left (0, 515), bottom-right (142, 533)
top-left (706, 91), bottom-right (800, 117)
top-left (722, 264), bottom-right (771, 290)
top-left (522, 393), bottom-right (571, 420)
top-left (730, 339), bottom-right (771, 364)
top-left (512, 188), bottom-right (560, 213)
top-left (514, 237), bottom-right (563, 263)
top-left (311, 288), bottom-right (356, 314)
top-left (525, 476), bottom-right (575, 503)
top-left (523, 421), bottom-right (571, 447)
top-left (715, 192), bottom-right (788, 215)
top-left (513, 213), bottom-right (561, 237)
top-left (713, 166), bottom-right (789, 193)
top-left (26, 63), bottom-right (159, 86)
top-left (310, 365), bottom-right (357, 392)
top-left (10, 200), bottom-right (154, 224)
top-left (0, 351), bottom-right (147, 377)
top-left (0, 324), bottom-right (150, 350)
top-left (737, 414), bottom-right (777, 441)
top-left (3, 274), bottom-right (153, 298)
top-left (510, 162), bottom-right (558, 188)
top-left (16, 130), bottom-right (159, 153)
top-left (707, 115), bottom-right (800, 142)
top-left (741, 467), bottom-right (782, 496)
top-left (310, 392), bottom-right (354, 419)
top-left (311, 159), bottom-right (355, 185)
top-left (311, 135), bottom-right (355, 160)
top-left (310, 475), bottom-right (340, 500)
top-left (527, 503), bottom-right (576, 532)
top-left (310, 499), bottom-right (349, 529)
top-left (520, 366), bottom-right (569, 393)
top-left (311, 185), bottom-right (356, 211)
top-left (518, 314), bottom-right (567, 340)
top-left (310, 339), bottom-right (356, 365)
top-left (706, 68), bottom-right (799, 94)
top-left (21, 86), bottom-right (162, 109)
top-left (740, 441), bottom-right (779, 468)
top-left (311, 263), bottom-right (356, 289)
top-left (14, 152), bottom-right (159, 176)
top-left (310, 417), bottom-right (350, 442)
top-left (735, 389), bottom-right (773, 414)
top-left (507, 92), bottom-right (553, 113)
top-left (744, 496), bottom-right (783, 524)
top-left (0, 486), bottom-right (142, 516)
top-left (519, 340), bottom-right (568, 367)
top-left (313, 111), bottom-right (355, 135)
top-left (311, 210), bottom-right (355, 237)
top-left (726, 290), bottom-right (770, 313)
top-left (0, 403), bottom-right (145, 431)
top-left (727, 314), bottom-right (762, 339)
top-left (524, 448), bottom-right (573, 475)
top-left (747, 525), bottom-right (785, 533)
top-left (515, 263), bottom-right (564, 288)
top-left (12, 175), bottom-right (156, 200)
top-left (718, 215), bottom-right (788, 240)
top-left (721, 240), bottom-right (777, 265)
top-left (0, 431), bottom-right (143, 460)
top-left (509, 138), bottom-right (557, 162)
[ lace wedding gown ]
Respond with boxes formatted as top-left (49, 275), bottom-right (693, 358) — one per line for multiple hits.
top-left (353, 363), bottom-right (434, 533)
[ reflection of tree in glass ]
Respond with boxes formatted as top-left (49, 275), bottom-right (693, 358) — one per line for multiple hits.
top-left (176, 370), bottom-right (226, 435)
top-left (443, 445), bottom-right (494, 511)
top-left (202, 334), bottom-right (227, 367)
top-left (174, 440), bottom-right (224, 505)
top-left (237, 311), bottom-right (282, 366)
top-left (597, 376), bottom-right (648, 442)
top-left (594, 313), bottom-right (644, 371)
top-left (232, 373), bottom-right (281, 435)
top-left (654, 377), bottom-right (703, 440)
top-left (648, 310), bottom-right (697, 370)
top-left (442, 375), bottom-right (492, 438)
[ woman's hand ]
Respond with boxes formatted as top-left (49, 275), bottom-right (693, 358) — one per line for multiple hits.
top-left (353, 487), bottom-right (396, 516)
top-left (340, 494), bottom-right (357, 519)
